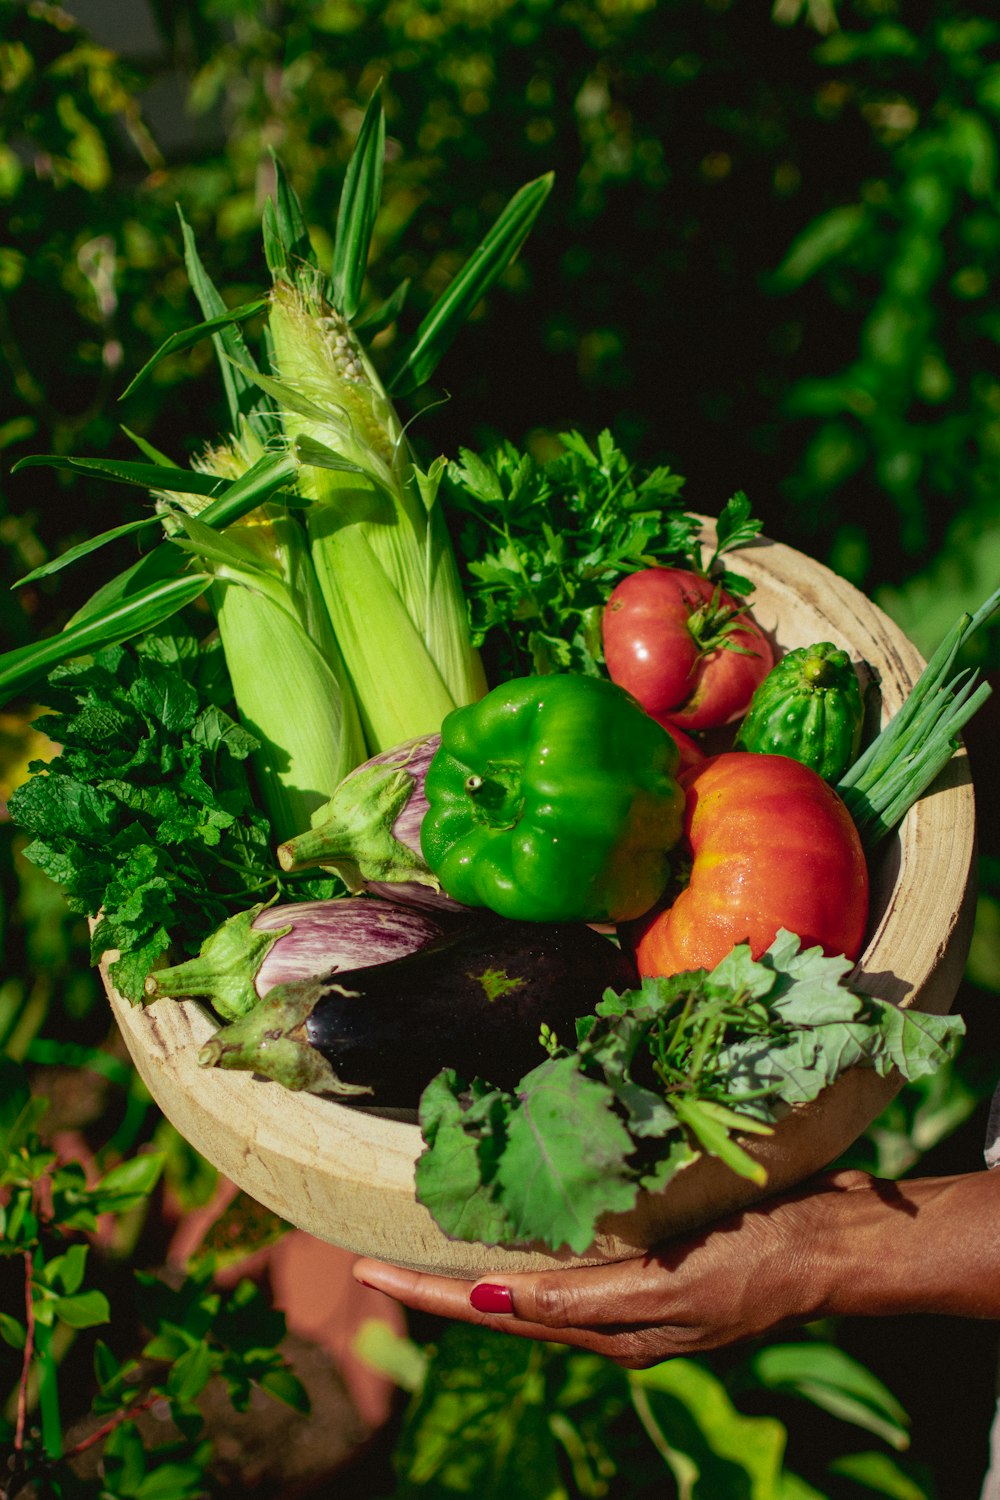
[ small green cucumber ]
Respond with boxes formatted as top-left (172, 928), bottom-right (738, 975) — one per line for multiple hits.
top-left (733, 641), bottom-right (864, 782)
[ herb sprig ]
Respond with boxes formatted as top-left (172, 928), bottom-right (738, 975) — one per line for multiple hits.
top-left (443, 429), bottom-right (762, 681)
top-left (414, 932), bottom-right (964, 1255)
top-left (9, 634), bottom-right (337, 1003)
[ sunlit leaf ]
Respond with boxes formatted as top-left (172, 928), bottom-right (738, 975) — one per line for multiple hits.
top-left (52, 1289), bottom-right (110, 1330)
top-left (0, 1313), bottom-right (25, 1350)
top-left (771, 205), bottom-right (869, 289)
top-left (389, 172), bottom-right (554, 397)
top-left (745, 1342), bottom-right (911, 1451)
top-left (829, 1450), bottom-right (934, 1500)
top-left (12, 454), bottom-right (221, 497)
top-left (630, 1359), bottom-right (790, 1498)
top-left (12, 517), bottom-right (161, 588)
top-left (331, 86), bottom-right (385, 320)
top-left (166, 1340), bottom-right (215, 1404)
top-left (391, 1324), bottom-right (564, 1497)
top-left (258, 1366), bottom-right (311, 1413)
top-left (117, 295), bottom-right (267, 402)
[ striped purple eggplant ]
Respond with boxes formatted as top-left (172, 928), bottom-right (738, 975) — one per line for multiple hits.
top-left (276, 733), bottom-right (467, 914)
top-left (144, 895), bottom-right (449, 1021)
top-left (199, 918), bottom-right (640, 1107)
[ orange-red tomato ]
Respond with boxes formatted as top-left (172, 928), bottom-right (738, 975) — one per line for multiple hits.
top-left (602, 568), bottom-right (774, 730)
top-left (630, 752), bottom-right (869, 977)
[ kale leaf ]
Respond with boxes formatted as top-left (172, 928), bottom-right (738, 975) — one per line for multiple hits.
top-left (414, 933), bottom-right (965, 1254)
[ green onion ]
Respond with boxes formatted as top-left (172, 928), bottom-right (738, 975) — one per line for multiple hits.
top-left (836, 583), bottom-right (1000, 854)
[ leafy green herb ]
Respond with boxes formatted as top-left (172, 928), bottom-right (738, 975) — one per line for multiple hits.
top-left (8, 633), bottom-right (337, 1004)
top-left (704, 490), bottom-right (765, 583)
top-left (414, 931), bottom-right (964, 1254)
top-left (443, 429), bottom-right (761, 680)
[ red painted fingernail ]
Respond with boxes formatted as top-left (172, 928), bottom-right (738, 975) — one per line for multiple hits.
top-left (470, 1282), bottom-right (513, 1314)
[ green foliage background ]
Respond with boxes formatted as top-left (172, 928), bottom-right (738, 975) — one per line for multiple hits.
top-left (8, 0), bottom-right (1000, 621)
top-left (2, 0), bottom-right (1000, 1495)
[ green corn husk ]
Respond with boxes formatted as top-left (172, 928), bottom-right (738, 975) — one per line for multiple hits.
top-left (152, 220), bottom-right (369, 840)
top-left (265, 276), bottom-right (486, 751)
top-left (161, 425), bottom-right (366, 842)
top-left (210, 576), bottom-right (363, 843)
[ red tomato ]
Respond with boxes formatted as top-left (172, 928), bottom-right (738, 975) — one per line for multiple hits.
top-left (656, 718), bottom-right (706, 774)
top-left (602, 568), bottom-right (774, 730)
top-left (630, 752), bottom-right (869, 977)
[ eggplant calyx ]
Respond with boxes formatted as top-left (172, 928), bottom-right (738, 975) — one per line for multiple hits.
top-left (198, 977), bottom-right (373, 1097)
top-left (277, 761), bottom-right (440, 892)
top-left (144, 903), bottom-right (287, 1020)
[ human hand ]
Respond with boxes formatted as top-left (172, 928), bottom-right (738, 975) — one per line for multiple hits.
top-left (352, 1168), bottom-right (877, 1368)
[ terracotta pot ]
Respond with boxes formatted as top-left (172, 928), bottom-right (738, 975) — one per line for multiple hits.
top-left (101, 529), bottom-right (977, 1276)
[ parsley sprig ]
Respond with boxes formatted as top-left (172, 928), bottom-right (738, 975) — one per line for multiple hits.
top-left (414, 932), bottom-right (964, 1255)
top-left (443, 429), bottom-right (761, 681)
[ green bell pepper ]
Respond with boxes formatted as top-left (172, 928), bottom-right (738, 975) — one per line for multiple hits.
top-left (419, 674), bottom-right (684, 922)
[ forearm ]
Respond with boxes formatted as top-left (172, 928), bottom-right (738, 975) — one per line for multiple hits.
top-left (808, 1170), bottom-right (1000, 1322)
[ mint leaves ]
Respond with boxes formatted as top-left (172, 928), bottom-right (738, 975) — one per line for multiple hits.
top-left (9, 633), bottom-right (336, 1004)
top-left (414, 933), bottom-right (964, 1254)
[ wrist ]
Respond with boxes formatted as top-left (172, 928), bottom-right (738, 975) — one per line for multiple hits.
top-left (806, 1170), bottom-right (1000, 1321)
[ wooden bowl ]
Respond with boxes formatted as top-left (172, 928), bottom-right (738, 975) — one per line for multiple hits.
top-left (102, 530), bottom-right (978, 1275)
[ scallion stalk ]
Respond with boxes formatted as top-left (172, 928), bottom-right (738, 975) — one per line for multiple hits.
top-left (836, 584), bottom-right (1000, 854)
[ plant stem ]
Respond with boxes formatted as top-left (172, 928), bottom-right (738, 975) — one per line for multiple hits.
top-left (62, 1391), bottom-right (161, 1461)
top-left (629, 1380), bottom-right (698, 1499)
top-left (14, 1251), bottom-right (34, 1453)
top-left (34, 1317), bottom-right (62, 1461)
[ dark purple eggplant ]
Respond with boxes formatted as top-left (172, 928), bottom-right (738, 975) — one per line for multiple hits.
top-left (275, 734), bottom-right (467, 914)
top-left (144, 896), bottom-right (448, 1021)
top-left (198, 920), bottom-right (639, 1107)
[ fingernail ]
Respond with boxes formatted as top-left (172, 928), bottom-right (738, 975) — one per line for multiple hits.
top-left (470, 1282), bottom-right (513, 1314)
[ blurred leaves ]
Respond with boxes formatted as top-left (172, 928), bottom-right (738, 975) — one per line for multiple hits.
top-left (6, 0), bottom-right (1000, 629)
top-left (773, 8), bottom-right (1000, 584)
top-left (383, 1321), bottom-right (936, 1499)
top-left (390, 1323), bottom-right (832, 1498)
top-left (735, 1342), bottom-right (911, 1451)
top-left (0, 1069), bottom-right (306, 1495)
top-left (829, 1450), bottom-right (939, 1500)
